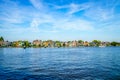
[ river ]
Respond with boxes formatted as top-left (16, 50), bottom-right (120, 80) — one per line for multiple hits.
top-left (0, 47), bottom-right (120, 80)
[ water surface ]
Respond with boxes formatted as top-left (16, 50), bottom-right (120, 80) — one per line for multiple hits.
top-left (0, 47), bottom-right (120, 80)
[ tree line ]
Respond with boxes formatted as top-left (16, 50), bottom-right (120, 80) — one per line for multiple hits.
top-left (0, 36), bottom-right (120, 47)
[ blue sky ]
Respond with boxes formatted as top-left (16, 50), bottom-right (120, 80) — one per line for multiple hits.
top-left (0, 0), bottom-right (120, 41)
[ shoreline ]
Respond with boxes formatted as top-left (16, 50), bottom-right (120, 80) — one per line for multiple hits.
top-left (0, 46), bottom-right (119, 48)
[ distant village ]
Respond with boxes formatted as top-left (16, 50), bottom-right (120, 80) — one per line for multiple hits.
top-left (0, 36), bottom-right (120, 48)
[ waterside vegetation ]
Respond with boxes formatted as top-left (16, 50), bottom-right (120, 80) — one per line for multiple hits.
top-left (0, 36), bottom-right (120, 48)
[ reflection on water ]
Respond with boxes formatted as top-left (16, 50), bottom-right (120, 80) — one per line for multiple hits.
top-left (0, 47), bottom-right (120, 80)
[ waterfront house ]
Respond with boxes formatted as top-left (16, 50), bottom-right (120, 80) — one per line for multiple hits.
top-left (42, 41), bottom-right (50, 47)
top-left (12, 41), bottom-right (24, 47)
top-left (0, 41), bottom-right (4, 47)
top-left (89, 42), bottom-right (96, 46)
top-left (84, 41), bottom-right (89, 46)
top-left (12, 41), bottom-right (19, 47)
top-left (47, 40), bottom-right (54, 47)
top-left (77, 40), bottom-right (84, 46)
top-left (68, 41), bottom-right (72, 47)
top-left (3, 41), bottom-right (12, 47)
top-left (33, 40), bottom-right (42, 47)
top-left (18, 41), bottom-right (24, 47)
top-left (100, 42), bottom-right (106, 46)
top-left (60, 42), bottom-right (64, 47)
top-left (72, 41), bottom-right (78, 47)
top-left (65, 42), bottom-right (69, 47)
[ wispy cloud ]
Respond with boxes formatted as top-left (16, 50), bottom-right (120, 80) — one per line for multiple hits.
top-left (53, 2), bottom-right (91, 15)
top-left (84, 7), bottom-right (114, 21)
top-left (52, 18), bottom-right (94, 31)
top-left (0, 1), bottom-right (23, 24)
top-left (29, 0), bottom-right (44, 10)
top-left (30, 18), bottom-right (40, 32)
top-left (0, 0), bottom-right (120, 41)
top-left (84, 0), bottom-right (120, 21)
top-left (68, 3), bottom-right (91, 15)
top-left (52, 0), bottom-right (119, 21)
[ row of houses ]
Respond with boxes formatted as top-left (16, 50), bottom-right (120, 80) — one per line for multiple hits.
top-left (0, 41), bottom-right (12, 47)
top-left (0, 39), bottom-right (114, 48)
top-left (33, 40), bottom-right (87, 47)
top-left (32, 40), bottom-right (110, 47)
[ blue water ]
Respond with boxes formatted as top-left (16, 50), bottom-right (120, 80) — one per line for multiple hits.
top-left (0, 47), bottom-right (120, 80)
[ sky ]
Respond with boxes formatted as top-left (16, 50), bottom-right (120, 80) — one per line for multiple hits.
top-left (0, 0), bottom-right (120, 42)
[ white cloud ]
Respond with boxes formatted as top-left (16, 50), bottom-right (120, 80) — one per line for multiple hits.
top-left (84, 0), bottom-right (120, 22)
top-left (84, 6), bottom-right (114, 21)
top-left (29, 0), bottom-right (44, 10)
top-left (68, 3), bottom-right (80, 14)
top-left (30, 18), bottom-right (40, 32)
top-left (68, 3), bottom-right (91, 15)
top-left (51, 0), bottom-right (119, 22)
top-left (52, 18), bottom-right (94, 31)
top-left (0, 0), bottom-right (95, 34)
top-left (0, 11), bottom-right (24, 24)
top-left (96, 19), bottom-right (120, 32)
top-left (1, 0), bottom-right (119, 36)
top-left (54, 2), bottom-right (91, 15)
top-left (0, 1), bottom-right (24, 24)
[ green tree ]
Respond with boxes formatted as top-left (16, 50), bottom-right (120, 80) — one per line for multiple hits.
top-left (111, 42), bottom-right (119, 46)
top-left (78, 40), bottom-right (84, 46)
top-left (55, 41), bottom-right (61, 47)
top-left (0, 36), bottom-right (4, 41)
top-left (63, 42), bottom-right (65, 47)
top-left (24, 41), bottom-right (30, 47)
top-left (78, 40), bottom-right (84, 43)
top-left (92, 40), bottom-right (101, 46)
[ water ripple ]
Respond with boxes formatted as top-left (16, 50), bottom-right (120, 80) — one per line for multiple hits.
top-left (0, 47), bottom-right (120, 80)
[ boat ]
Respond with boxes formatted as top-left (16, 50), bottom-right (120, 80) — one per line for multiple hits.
top-left (23, 46), bottom-right (26, 49)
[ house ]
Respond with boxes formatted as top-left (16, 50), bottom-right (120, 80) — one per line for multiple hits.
top-left (0, 41), bottom-right (4, 47)
top-left (18, 41), bottom-right (24, 47)
top-left (72, 41), bottom-right (78, 47)
top-left (84, 41), bottom-right (89, 46)
top-left (65, 42), bottom-right (69, 47)
top-left (48, 40), bottom-right (54, 47)
top-left (33, 40), bottom-right (42, 47)
top-left (60, 42), bottom-right (64, 47)
top-left (3, 41), bottom-right (12, 47)
top-left (68, 41), bottom-right (72, 47)
top-left (89, 42), bottom-right (96, 46)
top-left (12, 41), bottom-right (20, 47)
